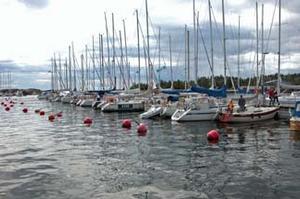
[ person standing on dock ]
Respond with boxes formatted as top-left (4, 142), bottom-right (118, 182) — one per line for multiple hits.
top-left (238, 95), bottom-right (246, 112)
top-left (268, 87), bottom-right (275, 106)
top-left (274, 89), bottom-right (280, 106)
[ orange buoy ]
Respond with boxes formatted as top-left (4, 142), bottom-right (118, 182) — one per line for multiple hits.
top-left (137, 123), bottom-right (147, 135)
top-left (56, 112), bottom-right (63, 117)
top-left (34, 109), bottom-right (40, 113)
top-left (5, 107), bottom-right (10, 111)
top-left (48, 114), bottom-right (55, 121)
top-left (22, 108), bottom-right (28, 113)
top-left (122, 119), bottom-right (132, 129)
top-left (83, 117), bottom-right (93, 125)
top-left (39, 111), bottom-right (45, 116)
top-left (207, 129), bottom-right (220, 142)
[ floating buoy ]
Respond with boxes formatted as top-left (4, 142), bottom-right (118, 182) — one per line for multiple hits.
top-left (137, 123), bottom-right (147, 135)
top-left (207, 129), bottom-right (220, 142)
top-left (1, 102), bottom-right (4, 106)
top-left (39, 111), bottom-right (45, 116)
top-left (83, 117), bottom-right (93, 125)
top-left (10, 104), bottom-right (14, 107)
top-left (20, 102), bottom-right (24, 105)
top-left (5, 107), bottom-right (10, 111)
top-left (22, 108), bottom-right (28, 113)
top-left (34, 109), bottom-right (40, 113)
top-left (48, 114), bottom-right (55, 121)
top-left (122, 119), bottom-right (132, 129)
top-left (56, 112), bottom-right (63, 117)
top-left (4, 104), bottom-right (7, 107)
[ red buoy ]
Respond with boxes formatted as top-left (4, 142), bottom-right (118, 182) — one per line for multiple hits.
top-left (22, 108), bottom-right (28, 113)
top-left (122, 119), bottom-right (132, 129)
top-left (56, 112), bottom-right (63, 117)
top-left (39, 111), bottom-right (45, 116)
top-left (48, 114), bottom-right (55, 121)
top-left (207, 129), bottom-right (220, 142)
top-left (83, 117), bottom-right (93, 125)
top-left (34, 109), bottom-right (40, 113)
top-left (137, 123), bottom-right (147, 135)
top-left (5, 107), bottom-right (10, 111)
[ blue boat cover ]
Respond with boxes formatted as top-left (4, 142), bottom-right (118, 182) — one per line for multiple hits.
top-left (190, 85), bottom-right (227, 98)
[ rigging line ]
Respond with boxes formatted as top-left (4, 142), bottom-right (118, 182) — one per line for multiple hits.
top-left (265, 0), bottom-right (278, 53)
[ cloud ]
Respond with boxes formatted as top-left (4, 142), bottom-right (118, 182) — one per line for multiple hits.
top-left (17, 0), bottom-right (48, 9)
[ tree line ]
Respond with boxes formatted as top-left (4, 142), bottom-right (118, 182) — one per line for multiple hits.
top-left (130, 73), bottom-right (300, 90)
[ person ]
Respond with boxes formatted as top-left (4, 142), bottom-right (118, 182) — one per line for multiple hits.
top-left (227, 99), bottom-right (234, 113)
top-left (268, 87), bottom-right (275, 106)
top-left (273, 89), bottom-right (280, 105)
top-left (238, 95), bottom-right (246, 112)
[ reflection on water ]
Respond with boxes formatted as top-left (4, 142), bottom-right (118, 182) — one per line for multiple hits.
top-left (0, 96), bottom-right (300, 199)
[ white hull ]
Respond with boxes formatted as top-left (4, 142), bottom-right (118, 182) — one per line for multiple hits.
top-left (102, 100), bottom-right (144, 112)
top-left (80, 99), bottom-right (94, 107)
top-left (172, 108), bottom-right (218, 122)
top-left (218, 106), bottom-right (279, 123)
top-left (61, 96), bottom-right (72, 104)
top-left (140, 106), bottom-right (162, 119)
top-left (160, 105), bottom-right (177, 118)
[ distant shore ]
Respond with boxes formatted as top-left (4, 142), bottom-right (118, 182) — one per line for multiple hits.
top-left (0, 89), bottom-right (42, 97)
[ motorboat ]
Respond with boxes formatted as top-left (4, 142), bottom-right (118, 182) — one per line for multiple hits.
top-left (171, 95), bottom-right (220, 122)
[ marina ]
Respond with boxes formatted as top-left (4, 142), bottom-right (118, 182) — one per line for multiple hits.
top-left (1, 0), bottom-right (300, 198)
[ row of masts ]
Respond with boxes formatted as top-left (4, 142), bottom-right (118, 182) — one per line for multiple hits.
top-left (50, 0), bottom-right (281, 94)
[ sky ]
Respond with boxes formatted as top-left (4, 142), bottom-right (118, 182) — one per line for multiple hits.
top-left (0, 0), bottom-right (299, 89)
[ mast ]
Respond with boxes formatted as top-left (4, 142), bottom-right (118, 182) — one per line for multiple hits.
top-left (145, 0), bottom-right (152, 90)
top-left (136, 9), bottom-right (141, 91)
top-left (85, 44), bottom-right (89, 91)
top-left (100, 34), bottom-right (105, 90)
top-left (68, 45), bottom-right (72, 91)
top-left (193, 0), bottom-right (198, 84)
top-left (277, 0), bottom-right (281, 94)
top-left (222, 0), bottom-right (227, 85)
top-left (119, 30), bottom-right (126, 89)
top-left (208, 0), bottom-right (214, 88)
top-left (158, 26), bottom-right (161, 88)
top-left (71, 42), bottom-right (76, 91)
top-left (81, 54), bottom-right (84, 91)
top-left (51, 57), bottom-right (54, 91)
top-left (187, 30), bottom-right (190, 87)
top-left (256, 2), bottom-right (259, 88)
top-left (123, 19), bottom-right (130, 88)
top-left (185, 25), bottom-right (187, 89)
top-left (65, 57), bottom-right (68, 90)
top-left (238, 15), bottom-right (241, 88)
top-left (169, 35), bottom-right (173, 89)
top-left (112, 13), bottom-right (116, 89)
top-left (104, 12), bottom-right (111, 89)
top-left (92, 35), bottom-right (96, 90)
top-left (261, 4), bottom-right (265, 90)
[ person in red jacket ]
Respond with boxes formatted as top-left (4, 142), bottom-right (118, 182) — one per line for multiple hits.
top-left (268, 87), bottom-right (275, 106)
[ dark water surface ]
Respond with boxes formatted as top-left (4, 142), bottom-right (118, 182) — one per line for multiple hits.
top-left (0, 96), bottom-right (300, 199)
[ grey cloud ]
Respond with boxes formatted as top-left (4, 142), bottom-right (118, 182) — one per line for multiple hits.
top-left (17, 0), bottom-right (48, 9)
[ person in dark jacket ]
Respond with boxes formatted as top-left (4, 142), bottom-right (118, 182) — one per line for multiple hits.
top-left (238, 95), bottom-right (246, 112)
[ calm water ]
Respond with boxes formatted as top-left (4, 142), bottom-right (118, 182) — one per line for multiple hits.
top-left (0, 96), bottom-right (300, 199)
